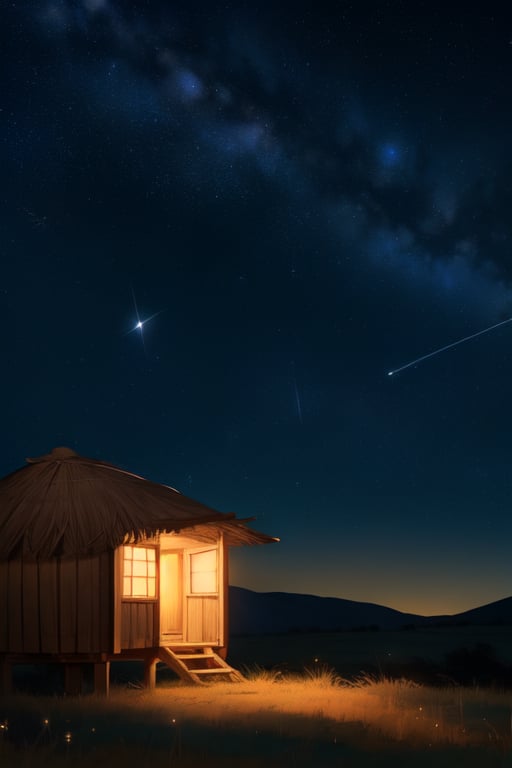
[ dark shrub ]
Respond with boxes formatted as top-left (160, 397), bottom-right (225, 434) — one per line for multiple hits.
top-left (443, 643), bottom-right (512, 687)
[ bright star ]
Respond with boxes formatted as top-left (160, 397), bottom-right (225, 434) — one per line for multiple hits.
top-left (125, 288), bottom-right (164, 351)
top-left (128, 311), bottom-right (162, 336)
top-left (131, 311), bottom-right (162, 332)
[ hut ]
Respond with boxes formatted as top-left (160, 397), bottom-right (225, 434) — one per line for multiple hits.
top-left (0, 447), bottom-right (277, 694)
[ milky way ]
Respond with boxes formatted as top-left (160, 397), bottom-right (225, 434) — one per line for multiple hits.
top-left (2, 1), bottom-right (512, 615)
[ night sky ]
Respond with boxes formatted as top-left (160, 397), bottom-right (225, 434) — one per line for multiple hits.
top-left (3, 1), bottom-right (512, 616)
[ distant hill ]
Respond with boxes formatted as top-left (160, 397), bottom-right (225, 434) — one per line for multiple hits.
top-left (430, 596), bottom-right (512, 627)
top-left (228, 587), bottom-right (512, 635)
top-left (228, 586), bottom-right (423, 634)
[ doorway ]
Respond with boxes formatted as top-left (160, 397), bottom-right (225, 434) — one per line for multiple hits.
top-left (159, 551), bottom-right (183, 643)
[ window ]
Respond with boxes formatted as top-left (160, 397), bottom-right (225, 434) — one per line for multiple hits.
top-left (123, 546), bottom-right (156, 599)
top-left (190, 548), bottom-right (217, 594)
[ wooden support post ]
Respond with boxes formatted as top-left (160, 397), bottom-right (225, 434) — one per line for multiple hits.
top-left (0, 658), bottom-right (12, 695)
top-left (143, 656), bottom-right (158, 689)
top-left (64, 664), bottom-right (83, 696)
top-left (93, 661), bottom-right (110, 696)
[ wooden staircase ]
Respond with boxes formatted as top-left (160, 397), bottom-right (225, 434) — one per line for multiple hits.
top-left (157, 646), bottom-right (245, 684)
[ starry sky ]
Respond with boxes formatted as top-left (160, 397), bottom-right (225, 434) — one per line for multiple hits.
top-left (3, 1), bottom-right (512, 616)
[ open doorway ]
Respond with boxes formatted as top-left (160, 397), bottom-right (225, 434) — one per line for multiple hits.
top-left (159, 551), bottom-right (183, 643)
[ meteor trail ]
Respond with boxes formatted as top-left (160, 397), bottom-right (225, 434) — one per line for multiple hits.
top-left (293, 377), bottom-right (303, 425)
top-left (291, 361), bottom-right (303, 425)
top-left (388, 315), bottom-right (512, 377)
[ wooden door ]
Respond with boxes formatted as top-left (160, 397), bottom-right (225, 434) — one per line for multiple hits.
top-left (159, 552), bottom-right (183, 643)
top-left (184, 545), bottom-right (222, 645)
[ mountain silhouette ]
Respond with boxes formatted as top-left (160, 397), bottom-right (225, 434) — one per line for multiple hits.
top-left (229, 587), bottom-right (512, 635)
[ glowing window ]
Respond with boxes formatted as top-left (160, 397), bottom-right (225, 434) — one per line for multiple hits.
top-left (123, 546), bottom-right (156, 598)
top-left (190, 549), bottom-right (217, 594)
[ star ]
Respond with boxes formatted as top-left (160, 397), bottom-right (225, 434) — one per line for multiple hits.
top-left (130, 311), bottom-right (162, 333)
top-left (125, 288), bottom-right (164, 350)
top-left (127, 311), bottom-right (163, 337)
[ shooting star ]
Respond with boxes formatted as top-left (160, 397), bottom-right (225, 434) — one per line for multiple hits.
top-left (388, 315), bottom-right (512, 377)
top-left (291, 361), bottom-right (303, 425)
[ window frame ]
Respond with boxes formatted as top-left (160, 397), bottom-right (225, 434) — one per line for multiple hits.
top-left (186, 546), bottom-right (219, 596)
top-left (122, 544), bottom-right (158, 602)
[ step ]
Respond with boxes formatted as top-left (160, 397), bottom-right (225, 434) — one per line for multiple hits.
top-left (157, 646), bottom-right (244, 684)
top-left (193, 667), bottom-right (236, 675)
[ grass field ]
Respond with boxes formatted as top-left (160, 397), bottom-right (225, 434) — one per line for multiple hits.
top-left (2, 628), bottom-right (512, 766)
top-left (1, 670), bottom-right (512, 766)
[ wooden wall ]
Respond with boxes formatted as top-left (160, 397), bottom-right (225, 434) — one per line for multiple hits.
top-left (120, 602), bottom-right (157, 649)
top-left (0, 553), bottom-right (112, 655)
top-left (186, 596), bottom-right (219, 644)
top-left (112, 545), bottom-right (158, 651)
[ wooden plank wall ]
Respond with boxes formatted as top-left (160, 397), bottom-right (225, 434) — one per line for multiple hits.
top-left (59, 558), bottom-right (78, 653)
top-left (99, 552), bottom-right (112, 650)
top-left (39, 561), bottom-right (59, 653)
top-left (120, 602), bottom-right (155, 649)
top-left (0, 553), bottom-right (113, 655)
top-left (186, 596), bottom-right (219, 644)
top-left (22, 560), bottom-right (40, 652)
top-left (7, 561), bottom-right (22, 651)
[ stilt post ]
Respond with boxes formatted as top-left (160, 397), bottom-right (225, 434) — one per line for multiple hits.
top-left (94, 661), bottom-right (110, 696)
top-left (144, 656), bottom-right (158, 689)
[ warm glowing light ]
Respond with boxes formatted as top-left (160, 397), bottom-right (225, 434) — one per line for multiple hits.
top-left (123, 545), bottom-right (157, 598)
top-left (64, 731), bottom-right (72, 744)
top-left (190, 548), bottom-right (217, 594)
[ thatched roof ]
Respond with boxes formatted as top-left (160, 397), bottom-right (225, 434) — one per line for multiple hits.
top-left (0, 447), bottom-right (277, 559)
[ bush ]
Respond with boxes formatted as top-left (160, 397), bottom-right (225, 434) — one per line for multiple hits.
top-left (443, 643), bottom-right (512, 687)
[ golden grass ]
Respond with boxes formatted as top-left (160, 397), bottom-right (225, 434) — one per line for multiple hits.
top-left (1, 671), bottom-right (512, 766)
top-left (153, 671), bottom-right (512, 747)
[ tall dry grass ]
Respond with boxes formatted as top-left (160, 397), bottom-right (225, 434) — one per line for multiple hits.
top-left (1, 670), bottom-right (512, 766)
